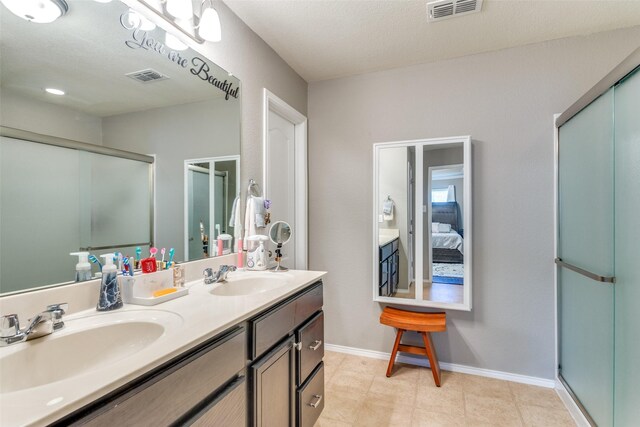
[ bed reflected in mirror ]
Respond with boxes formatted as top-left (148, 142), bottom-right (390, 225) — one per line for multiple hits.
top-left (373, 137), bottom-right (472, 311)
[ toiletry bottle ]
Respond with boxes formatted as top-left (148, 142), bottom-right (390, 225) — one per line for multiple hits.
top-left (70, 252), bottom-right (92, 282)
top-left (97, 253), bottom-right (123, 311)
top-left (246, 235), bottom-right (269, 271)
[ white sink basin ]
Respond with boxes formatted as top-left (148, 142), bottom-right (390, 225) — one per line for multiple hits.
top-left (0, 310), bottom-right (182, 394)
top-left (210, 272), bottom-right (292, 296)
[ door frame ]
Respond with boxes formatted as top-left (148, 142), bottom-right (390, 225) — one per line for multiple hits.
top-left (262, 89), bottom-right (308, 270)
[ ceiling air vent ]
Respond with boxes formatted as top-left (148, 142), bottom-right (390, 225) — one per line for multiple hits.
top-left (427, 0), bottom-right (483, 22)
top-left (126, 69), bottom-right (168, 83)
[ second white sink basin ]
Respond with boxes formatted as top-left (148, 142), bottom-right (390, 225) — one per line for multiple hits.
top-left (210, 272), bottom-right (292, 296)
top-left (0, 310), bottom-right (182, 394)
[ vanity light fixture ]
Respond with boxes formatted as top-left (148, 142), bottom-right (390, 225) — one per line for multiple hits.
top-left (165, 32), bottom-right (188, 51)
top-left (165, 0), bottom-right (193, 20)
top-left (93, 0), bottom-right (113, 3)
top-left (0, 0), bottom-right (68, 23)
top-left (45, 88), bottom-right (65, 95)
top-left (197, 0), bottom-right (221, 42)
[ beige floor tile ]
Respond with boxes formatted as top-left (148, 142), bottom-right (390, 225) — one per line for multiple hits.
top-left (386, 362), bottom-right (422, 385)
top-left (340, 354), bottom-right (388, 375)
top-left (322, 390), bottom-right (367, 424)
top-left (416, 386), bottom-right (465, 417)
top-left (324, 350), bottom-right (347, 368)
top-left (518, 404), bottom-right (576, 427)
top-left (314, 416), bottom-right (353, 427)
top-left (327, 368), bottom-right (376, 394)
top-left (464, 393), bottom-right (523, 426)
top-left (462, 375), bottom-right (514, 400)
top-left (412, 409), bottom-right (465, 427)
top-left (419, 370), bottom-right (466, 391)
top-left (353, 401), bottom-right (414, 427)
top-left (368, 375), bottom-right (418, 408)
top-left (508, 382), bottom-right (566, 411)
top-left (324, 363), bottom-right (339, 384)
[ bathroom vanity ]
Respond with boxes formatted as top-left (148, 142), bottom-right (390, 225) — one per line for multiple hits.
top-left (0, 265), bottom-right (326, 427)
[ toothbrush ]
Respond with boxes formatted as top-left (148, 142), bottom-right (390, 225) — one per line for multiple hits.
top-left (161, 248), bottom-right (166, 264)
top-left (128, 256), bottom-right (135, 276)
top-left (115, 252), bottom-right (123, 271)
top-left (150, 247), bottom-right (158, 259)
top-left (167, 248), bottom-right (175, 268)
top-left (88, 254), bottom-right (102, 271)
top-left (122, 256), bottom-right (129, 276)
top-left (135, 247), bottom-right (142, 262)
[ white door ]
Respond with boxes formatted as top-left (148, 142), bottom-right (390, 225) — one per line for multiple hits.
top-left (267, 110), bottom-right (296, 267)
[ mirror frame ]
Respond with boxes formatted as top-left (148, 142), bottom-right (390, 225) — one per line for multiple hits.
top-left (372, 136), bottom-right (472, 311)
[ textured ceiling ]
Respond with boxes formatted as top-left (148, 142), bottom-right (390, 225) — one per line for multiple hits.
top-left (224, 0), bottom-right (640, 82)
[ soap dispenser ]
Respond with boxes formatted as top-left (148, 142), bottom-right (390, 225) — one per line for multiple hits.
top-left (70, 252), bottom-right (92, 282)
top-left (97, 253), bottom-right (123, 311)
top-left (246, 235), bottom-right (269, 271)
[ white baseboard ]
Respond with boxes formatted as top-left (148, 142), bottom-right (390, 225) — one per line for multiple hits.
top-left (555, 379), bottom-right (592, 427)
top-left (325, 343), bottom-right (556, 389)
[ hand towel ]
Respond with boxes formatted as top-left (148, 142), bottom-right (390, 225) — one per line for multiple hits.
top-left (253, 197), bottom-right (266, 228)
top-left (382, 199), bottom-right (394, 221)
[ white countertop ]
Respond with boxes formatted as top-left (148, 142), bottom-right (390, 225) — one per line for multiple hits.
top-left (0, 269), bottom-right (326, 427)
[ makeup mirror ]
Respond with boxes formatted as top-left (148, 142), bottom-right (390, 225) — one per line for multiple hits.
top-left (269, 221), bottom-right (292, 272)
top-left (373, 137), bottom-right (472, 311)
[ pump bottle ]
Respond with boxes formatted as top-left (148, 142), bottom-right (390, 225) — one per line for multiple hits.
top-left (97, 253), bottom-right (123, 311)
top-left (70, 252), bottom-right (92, 282)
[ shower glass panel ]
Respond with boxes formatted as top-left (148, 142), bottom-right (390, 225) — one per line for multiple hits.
top-left (187, 166), bottom-right (211, 260)
top-left (558, 89), bottom-right (614, 427)
top-left (613, 68), bottom-right (640, 426)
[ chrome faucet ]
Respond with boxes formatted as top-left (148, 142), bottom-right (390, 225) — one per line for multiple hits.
top-left (203, 265), bottom-right (237, 284)
top-left (0, 303), bottom-right (68, 347)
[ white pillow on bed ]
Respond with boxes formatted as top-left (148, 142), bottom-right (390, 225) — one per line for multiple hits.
top-left (437, 223), bottom-right (452, 233)
top-left (431, 222), bottom-right (440, 233)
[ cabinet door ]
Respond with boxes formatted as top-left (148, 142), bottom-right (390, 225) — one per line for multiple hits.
top-left (251, 337), bottom-right (295, 427)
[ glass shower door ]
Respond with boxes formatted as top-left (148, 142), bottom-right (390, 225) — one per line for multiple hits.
top-left (558, 88), bottom-right (615, 427)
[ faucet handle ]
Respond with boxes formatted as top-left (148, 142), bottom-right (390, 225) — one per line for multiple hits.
top-left (1, 314), bottom-right (20, 338)
top-left (46, 303), bottom-right (68, 314)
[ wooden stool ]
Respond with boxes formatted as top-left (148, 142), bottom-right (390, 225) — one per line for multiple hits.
top-left (380, 307), bottom-right (446, 386)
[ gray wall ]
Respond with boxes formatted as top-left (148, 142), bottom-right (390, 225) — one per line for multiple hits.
top-left (0, 90), bottom-right (103, 145)
top-left (308, 26), bottom-right (640, 379)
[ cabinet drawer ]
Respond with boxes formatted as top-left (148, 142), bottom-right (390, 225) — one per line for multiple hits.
top-left (78, 328), bottom-right (246, 427)
top-left (189, 376), bottom-right (246, 427)
top-left (297, 311), bottom-right (324, 386)
top-left (297, 363), bottom-right (324, 427)
top-left (251, 282), bottom-right (323, 359)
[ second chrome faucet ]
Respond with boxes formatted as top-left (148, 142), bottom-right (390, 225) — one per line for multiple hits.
top-left (203, 265), bottom-right (237, 284)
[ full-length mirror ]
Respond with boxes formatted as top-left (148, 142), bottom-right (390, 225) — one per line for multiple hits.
top-left (0, 0), bottom-right (240, 294)
top-left (373, 137), bottom-right (472, 310)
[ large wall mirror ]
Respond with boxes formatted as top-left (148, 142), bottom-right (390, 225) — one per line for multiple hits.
top-left (0, 0), bottom-right (240, 294)
top-left (373, 136), bottom-right (472, 310)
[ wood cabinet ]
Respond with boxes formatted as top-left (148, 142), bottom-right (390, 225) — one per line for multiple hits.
top-left (249, 282), bottom-right (324, 427)
top-left (379, 238), bottom-right (399, 296)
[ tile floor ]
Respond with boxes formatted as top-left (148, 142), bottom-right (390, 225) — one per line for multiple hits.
top-left (315, 351), bottom-right (576, 427)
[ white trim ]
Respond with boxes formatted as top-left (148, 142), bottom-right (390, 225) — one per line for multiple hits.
top-left (372, 136), bottom-right (472, 311)
top-left (262, 89), bottom-right (308, 270)
top-left (325, 343), bottom-right (555, 388)
top-left (555, 380), bottom-right (592, 427)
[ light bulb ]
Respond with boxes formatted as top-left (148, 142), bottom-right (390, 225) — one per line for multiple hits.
top-left (165, 0), bottom-right (193, 20)
top-left (0, 0), bottom-right (68, 24)
top-left (198, 6), bottom-right (221, 42)
top-left (165, 33), bottom-right (188, 51)
top-left (45, 88), bottom-right (65, 95)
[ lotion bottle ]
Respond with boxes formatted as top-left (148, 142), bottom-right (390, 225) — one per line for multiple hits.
top-left (97, 253), bottom-right (123, 311)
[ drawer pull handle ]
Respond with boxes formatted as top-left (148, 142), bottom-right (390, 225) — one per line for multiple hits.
top-left (308, 340), bottom-right (323, 351)
top-left (294, 341), bottom-right (302, 351)
top-left (308, 394), bottom-right (323, 408)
